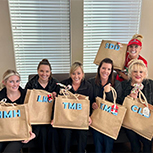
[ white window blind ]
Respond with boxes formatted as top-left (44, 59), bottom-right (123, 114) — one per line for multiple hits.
top-left (8, 0), bottom-right (70, 87)
top-left (83, 0), bottom-right (142, 72)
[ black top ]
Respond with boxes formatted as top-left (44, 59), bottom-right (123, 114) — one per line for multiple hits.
top-left (121, 79), bottom-right (153, 105)
top-left (60, 77), bottom-right (94, 115)
top-left (61, 77), bottom-right (93, 102)
top-left (0, 86), bottom-right (39, 136)
top-left (25, 74), bottom-right (60, 120)
top-left (25, 74), bottom-right (60, 94)
top-left (0, 86), bottom-right (26, 104)
top-left (88, 77), bottom-right (122, 104)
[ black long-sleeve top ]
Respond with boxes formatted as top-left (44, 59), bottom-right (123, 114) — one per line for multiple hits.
top-left (121, 79), bottom-right (153, 105)
top-left (60, 77), bottom-right (94, 115)
top-left (88, 77), bottom-right (122, 104)
top-left (0, 86), bottom-right (39, 136)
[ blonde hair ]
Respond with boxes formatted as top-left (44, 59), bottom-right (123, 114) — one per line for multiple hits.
top-left (1, 70), bottom-right (20, 89)
top-left (3, 70), bottom-right (20, 81)
top-left (131, 34), bottom-right (143, 43)
top-left (70, 61), bottom-right (84, 78)
top-left (128, 59), bottom-right (148, 80)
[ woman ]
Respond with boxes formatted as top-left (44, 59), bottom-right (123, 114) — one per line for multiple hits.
top-left (0, 69), bottom-right (36, 153)
top-left (116, 34), bottom-right (147, 81)
top-left (25, 59), bottom-right (60, 153)
top-left (88, 58), bottom-right (122, 153)
top-left (121, 59), bottom-right (153, 153)
top-left (59, 61), bottom-right (93, 153)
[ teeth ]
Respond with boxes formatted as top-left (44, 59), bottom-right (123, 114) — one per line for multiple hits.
top-left (102, 74), bottom-right (107, 76)
top-left (131, 51), bottom-right (136, 54)
top-left (12, 87), bottom-right (17, 89)
top-left (42, 76), bottom-right (47, 79)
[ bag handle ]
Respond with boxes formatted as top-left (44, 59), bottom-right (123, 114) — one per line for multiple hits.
top-left (138, 90), bottom-right (149, 108)
top-left (60, 89), bottom-right (79, 100)
top-left (103, 86), bottom-right (117, 104)
top-left (0, 98), bottom-right (17, 106)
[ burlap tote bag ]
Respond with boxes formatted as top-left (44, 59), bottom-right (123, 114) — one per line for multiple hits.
top-left (24, 89), bottom-right (54, 124)
top-left (90, 87), bottom-right (127, 140)
top-left (53, 90), bottom-right (90, 129)
top-left (94, 40), bottom-right (127, 70)
top-left (0, 99), bottom-right (32, 142)
top-left (122, 90), bottom-right (153, 140)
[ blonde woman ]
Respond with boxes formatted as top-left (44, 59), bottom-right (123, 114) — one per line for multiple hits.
top-left (60, 61), bottom-right (93, 153)
top-left (116, 34), bottom-right (147, 81)
top-left (0, 70), bottom-right (36, 153)
top-left (121, 59), bottom-right (153, 153)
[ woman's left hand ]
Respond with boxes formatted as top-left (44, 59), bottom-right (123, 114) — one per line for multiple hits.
top-left (52, 92), bottom-right (57, 98)
top-left (89, 117), bottom-right (92, 125)
top-left (104, 83), bottom-right (111, 92)
top-left (51, 120), bottom-right (53, 126)
top-left (129, 91), bottom-right (138, 99)
top-left (22, 131), bottom-right (36, 143)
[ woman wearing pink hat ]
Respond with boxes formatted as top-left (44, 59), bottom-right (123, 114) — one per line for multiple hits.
top-left (116, 34), bottom-right (147, 81)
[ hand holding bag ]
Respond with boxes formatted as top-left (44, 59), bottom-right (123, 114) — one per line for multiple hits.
top-left (122, 90), bottom-right (153, 140)
top-left (24, 89), bottom-right (54, 124)
top-left (94, 40), bottom-right (127, 70)
top-left (0, 99), bottom-right (32, 142)
top-left (90, 87), bottom-right (127, 140)
top-left (53, 90), bottom-right (90, 129)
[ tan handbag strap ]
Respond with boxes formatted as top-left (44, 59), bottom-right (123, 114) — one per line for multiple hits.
top-left (0, 98), bottom-right (17, 106)
top-left (138, 90), bottom-right (149, 108)
top-left (60, 89), bottom-right (79, 100)
top-left (103, 86), bottom-right (117, 104)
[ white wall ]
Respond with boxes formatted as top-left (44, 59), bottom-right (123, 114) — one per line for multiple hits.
top-left (0, 0), bottom-right (152, 81)
top-left (139, 0), bottom-right (153, 79)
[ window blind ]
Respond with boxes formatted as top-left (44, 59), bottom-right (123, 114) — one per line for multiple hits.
top-left (83, 0), bottom-right (142, 72)
top-left (8, 0), bottom-right (70, 87)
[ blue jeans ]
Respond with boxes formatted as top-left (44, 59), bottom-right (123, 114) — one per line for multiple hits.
top-left (92, 129), bottom-right (114, 153)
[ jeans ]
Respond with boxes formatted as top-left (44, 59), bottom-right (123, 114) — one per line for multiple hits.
top-left (92, 129), bottom-right (114, 153)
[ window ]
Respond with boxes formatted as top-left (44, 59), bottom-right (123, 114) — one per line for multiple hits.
top-left (83, 0), bottom-right (142, 72)
top-left (8, 0), bottom-right (71, 87)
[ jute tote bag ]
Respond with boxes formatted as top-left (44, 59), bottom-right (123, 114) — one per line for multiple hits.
top-left (53, 90), bottom-right (90, 130)
top-left (24, 89), bottom-right (54, 124)
top-left (94, 40), bottom-right (127, 70)
top-left (0, 99), bottom-right (32, 142)
top-left (122, 90), bottom-right (153, 140)
top-left (90, 87), bottom-right (127, 140)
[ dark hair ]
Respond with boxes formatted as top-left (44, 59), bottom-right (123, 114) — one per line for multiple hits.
top-left (37, 59), bottom-right (52, 80)
top-left (95, 58), bottom-right (114, 87)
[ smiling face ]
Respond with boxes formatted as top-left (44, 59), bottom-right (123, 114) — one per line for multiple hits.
top-left (37, 64), bottom-right (51, 82)
top-left (131, 65), bottom-right (146, 84)
top-left (128, 44), bottom-right (142, 59)
top-left (70, 67), bottom-right (84, 85)
top-left (99, 62), bottom-right (112, 81)
top-left (4, 75), bottom-right (20, 92)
